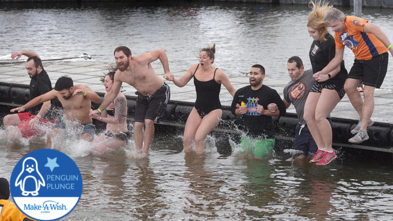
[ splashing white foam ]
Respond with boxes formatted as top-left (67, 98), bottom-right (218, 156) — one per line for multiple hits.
top-left (283, 149), bottom-right (303, 155)
top-left (48, 119), bottom-right (95, 157)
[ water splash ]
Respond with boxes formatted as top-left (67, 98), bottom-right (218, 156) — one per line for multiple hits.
top-left (48, 119), bottom-right (94, 157)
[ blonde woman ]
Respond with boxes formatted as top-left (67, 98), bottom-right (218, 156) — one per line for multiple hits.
top-left (304, 1), bottom-right (348, 165)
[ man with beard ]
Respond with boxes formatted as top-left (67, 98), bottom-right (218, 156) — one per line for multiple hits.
top-left (11, 76), bottom-right (101, 148)
top-left (231, 64), bottom-right (286, 158)
top-left (3, 51), bottom-right (58, 142)
top-left (91, 46), bottom-right (171, 158)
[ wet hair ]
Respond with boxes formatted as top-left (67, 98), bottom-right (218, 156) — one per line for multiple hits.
top-left (114, 46), bottom-right (132, 57)
top-left (26, 56), bottom-right (43, 69)
top-left (54, 76), bottom-right (74, 91)
top-left (252, 64), bottom-right (265, 75)
top-left (100, 67), bottom-right (118, 83)
top-left (324, 7), bottom-right (346, 24)
top-left (201, 44), bottom-right (216, 64)
top-left (307, 1), bottom-right (332, 42)
top-left (287, 56), bottom-right (304, 69)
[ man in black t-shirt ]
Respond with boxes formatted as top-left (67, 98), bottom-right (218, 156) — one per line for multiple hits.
top-left (231, 64), bottom-right (286, 158)
top-left (3, 51), bottom-right (56, 142)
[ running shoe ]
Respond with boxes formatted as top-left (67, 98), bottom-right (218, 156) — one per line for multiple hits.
top-left (348, 130), bottom-right (369, 144)
top-left (316, 151), bottom-right (337, 166)
top-left (309, 149), bottom-right (325, 163)
top-left (351, 119), bottom-right (374, 134)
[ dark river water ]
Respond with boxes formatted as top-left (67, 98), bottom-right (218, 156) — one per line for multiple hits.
top-left (1, 2), bottom-right (393, 220)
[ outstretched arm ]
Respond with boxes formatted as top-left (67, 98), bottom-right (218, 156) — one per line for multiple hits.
top-left (11, 90), bottom-right (56, 113)
top-left (164, 64), bottom-right (195, 87)
top-left (140, 49), bottom-right (171, 74)
top-left (11, 50), bottom-right (40, 59)
top-left (363, 23), bottom-right (393, 56)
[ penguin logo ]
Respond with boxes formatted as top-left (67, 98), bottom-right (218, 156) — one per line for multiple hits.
top-left (15, 157), bottom-right (45, 196)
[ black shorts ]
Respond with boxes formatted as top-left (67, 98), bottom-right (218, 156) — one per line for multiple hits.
top-left (135, 83), bottom-right (170, 123)
top-left (293, 124), bottom-right (318, 156)
top-left (348, 52), bottom-right (388, 88)
top-left (310, 81), bottom-right (346, 100)
top-left (104, 130), bottom-right (131, 143)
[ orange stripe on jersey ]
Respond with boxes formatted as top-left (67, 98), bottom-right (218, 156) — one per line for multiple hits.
top-left (334, 16), bottom-right (388, 60)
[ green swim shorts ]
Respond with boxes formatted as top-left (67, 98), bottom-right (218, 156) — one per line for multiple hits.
top-left (240, 137), bottom-right (275, 158)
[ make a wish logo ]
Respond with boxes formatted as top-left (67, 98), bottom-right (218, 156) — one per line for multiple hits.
top-left (10, 149), bottom-right (83, 221)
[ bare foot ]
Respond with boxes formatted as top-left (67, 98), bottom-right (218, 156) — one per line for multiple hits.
top-left (134, 151), bottom-right (148, 159)
top-left (184, 146), bottom-right (193, 154)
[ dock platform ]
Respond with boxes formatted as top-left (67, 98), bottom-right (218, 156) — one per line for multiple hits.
top-left (1, 59), bottom-right (392, 153)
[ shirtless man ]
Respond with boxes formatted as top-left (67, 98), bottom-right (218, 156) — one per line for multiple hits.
top-left (11, 76), bottom-right (102, 148)
top-left (91, 46), bottom-right (171, 157)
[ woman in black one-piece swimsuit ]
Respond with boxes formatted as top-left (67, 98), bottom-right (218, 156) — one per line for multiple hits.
top-left (164, 44), bottom-right (236, 155)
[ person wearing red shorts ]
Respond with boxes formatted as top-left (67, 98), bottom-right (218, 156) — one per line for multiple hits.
top-left (11, 76), bottom-right (101, 149)
top-left (2, 51), bottom-right (56, 142)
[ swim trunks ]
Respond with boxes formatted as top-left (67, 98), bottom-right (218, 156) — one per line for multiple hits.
top-left (17, 112), bottom-right (55, 138)
top-left (240, 136), bottom-right (275, 158)
top-left (135, 83), bottom-right (170, 123)
top-left (52, 121), bottom-right (96, 136)
top-left (293, 124), bottom-right (318, 156)
top-left (348, 52), bottom-right (388, 88)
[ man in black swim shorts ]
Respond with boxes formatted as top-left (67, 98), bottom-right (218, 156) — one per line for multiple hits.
top-left (91, 46), bottom-right (172, 158)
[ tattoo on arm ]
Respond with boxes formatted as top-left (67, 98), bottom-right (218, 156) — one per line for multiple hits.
top-left (114, 97), bottom-right (126, 123)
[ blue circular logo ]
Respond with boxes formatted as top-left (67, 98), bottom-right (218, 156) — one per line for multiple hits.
top-left (10, 149), bottom-right (83, 221)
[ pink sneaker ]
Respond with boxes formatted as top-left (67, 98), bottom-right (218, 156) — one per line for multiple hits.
top-left (316, 151), bottom-right (337, 166)
top-left (309, 149), bottom-right (325, 163)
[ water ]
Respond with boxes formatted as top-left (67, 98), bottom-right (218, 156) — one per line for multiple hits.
top-left (1, 2), bottom-right (393, 220)
top-left (1, 128), bottom-right (393, 220)
top-left (0, 3), bottom-right (393, 88)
